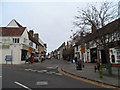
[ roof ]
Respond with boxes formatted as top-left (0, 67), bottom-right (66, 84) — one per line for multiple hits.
top-left (14, 19), bottom-right (23, 27)
top-left (0, 27), bottom-right (26, 36)
top-left (57, 42), bottom-right (65, 50)
top-left (85, 18), bottom-right (120, 43)
top-left (39, 38), bottom-right (44, 46)
top-left (28, 32), bottom-right (43, 46)
top-left (7, 19), bottom-right (23, 27)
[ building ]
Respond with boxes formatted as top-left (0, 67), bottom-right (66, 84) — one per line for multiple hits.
top-left (0, 19), bottom-right (47, 64)
top-left (56, 42), bottom-right (66, 60)
top-left (0, 19), bottom-right (30, 64)
top-left (73, 18), bottom-right (120, 64)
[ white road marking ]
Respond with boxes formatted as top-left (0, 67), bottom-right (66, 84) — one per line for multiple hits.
top-left (37, 71), bottom-right (43, 73)
top-left (46, 67), bottom-right (55, 69)
top-left (40, 70), bottom-right (47, 72)
top-left (46, 72), bottom-right (53, 74)
top-left (47, 71), bottom-right (56, 74)
top-left (24, 69), bottom-right (32, 71)
top-left (30, 70), bottom-right (37, 72)
top-left (55, 73), bottom-right (62, 76)
top-left (36, 81), bottom-right (48, 86)
top-left (14, 81), bottom-right (32, 90)
top-left (0, 76), bottom-right (2, 78)
top-left (46, 66), bottom-right (58, 69)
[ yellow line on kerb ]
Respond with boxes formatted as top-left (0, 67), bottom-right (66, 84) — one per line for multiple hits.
top-left (58, 67), bottom-right (119, 89)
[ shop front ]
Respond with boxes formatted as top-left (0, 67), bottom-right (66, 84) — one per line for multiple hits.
top-left (21, 44), bottom-right (29, 61)
top-left (90, 48), bottom-right (97, 63)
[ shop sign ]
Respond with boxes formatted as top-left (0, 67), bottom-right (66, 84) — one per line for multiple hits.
top-left (0, 45), bottom-right (10, 49)
top-left (80, 46), bottom-right (85, 53)
top-left (22, 45), bottom-right (29, 50)
top-left (28, 48), bottom-right (32, 53)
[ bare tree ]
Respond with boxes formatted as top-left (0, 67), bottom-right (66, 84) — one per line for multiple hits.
top-left (74, 1), bottom-right (118, 31)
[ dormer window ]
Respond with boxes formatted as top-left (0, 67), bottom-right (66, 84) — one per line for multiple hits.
top-left (13, 38), bottom-right (19, 43)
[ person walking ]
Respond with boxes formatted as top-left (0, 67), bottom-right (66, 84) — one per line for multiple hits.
top-left (74, 54), bottom-right (78, 63)
top-left (29, 55), bottom-right (34, 64)
top-left (41, 55), bottom-right (44, 63)
top-left (94, 59), bottom-right (100, 72)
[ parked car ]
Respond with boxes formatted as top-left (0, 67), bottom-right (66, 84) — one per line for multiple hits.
top-left (47, 55), bottom-right (51, 60)
top-left (34, 57), bottom-right (39, 62)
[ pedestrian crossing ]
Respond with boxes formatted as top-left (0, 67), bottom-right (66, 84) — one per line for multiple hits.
top-left (24, 68), bottom-right (62, 76)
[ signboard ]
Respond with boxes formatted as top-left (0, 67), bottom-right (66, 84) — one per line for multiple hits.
top-left (28, 48), bottom-right (32, 53)
top-left (5, 55), bottom-right (12, 64)
top-left (22, 45), bottom-right (29, 50)
top-left (5, 55), bottom-right (12, 61)
top-left (80, 46), bottom-right (85, 53)
top-left (0, 45), bottom-right (10, 49)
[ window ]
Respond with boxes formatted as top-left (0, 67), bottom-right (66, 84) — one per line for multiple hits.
top-left (76, 46), bottom-right (78, 51)
top-left (13, 38), bottom-right (19, 43)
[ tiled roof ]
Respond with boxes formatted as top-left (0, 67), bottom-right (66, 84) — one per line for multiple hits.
top-left (75, 18), bottom-right (120, 46)
top-left (85, 18), bottom-right (120, 42)
top-left (0, 27), bottom-right (26, 36)
top-left (28, 32), bottom-right (43, 46)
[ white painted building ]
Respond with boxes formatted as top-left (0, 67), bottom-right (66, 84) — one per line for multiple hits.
top-left (0, 19), bottom-right (31, 64)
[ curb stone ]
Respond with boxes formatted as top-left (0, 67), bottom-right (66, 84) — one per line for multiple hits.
top-left (58, 66), bottom-right (120, 89)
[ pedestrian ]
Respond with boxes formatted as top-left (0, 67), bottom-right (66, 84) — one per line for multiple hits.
top-left (29, 55), bottom-right (34, 64)
top-left (74, 57), bottom-right (78, 63)
top-left (25, 55), bottom-right (29, 64)
top-left (94, 59), bottom-right (100, 72)
top-left (41, 55), bottom-right (44, 63)
top-left (72, 58), bottom-right (75, 63)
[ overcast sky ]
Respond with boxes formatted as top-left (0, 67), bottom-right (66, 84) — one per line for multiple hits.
top-left (1, 0), bottom-right (118, 53)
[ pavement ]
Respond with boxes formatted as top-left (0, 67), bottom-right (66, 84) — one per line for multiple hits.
top-left (59, 61), bottom-right (120, 89)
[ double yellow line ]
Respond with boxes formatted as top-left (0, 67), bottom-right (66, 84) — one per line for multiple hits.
top-left (58, 67), bottom-right (120, 89)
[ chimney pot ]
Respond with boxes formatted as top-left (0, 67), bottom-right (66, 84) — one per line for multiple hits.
top-left (34, 33), bottom-right (39, 41)
top-left (29, 30), bottom-right (34, 36)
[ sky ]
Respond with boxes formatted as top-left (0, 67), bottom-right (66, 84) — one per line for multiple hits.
top-left (0, 0), bottom-right (118, 53)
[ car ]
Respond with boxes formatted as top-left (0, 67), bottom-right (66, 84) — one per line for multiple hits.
top-left (47, 55), bottom-right (51, 60)
top-left (34, 57), bottom-right (39, 62)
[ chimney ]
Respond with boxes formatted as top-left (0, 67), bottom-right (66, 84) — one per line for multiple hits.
top-left (44, 43), bottom-right (47, 48)
top-left (29, 30), bottom-right (34, 36)
top-left (67, 41), bottom-right (69, 48)
top-left (34, 33), bottom-right (39, 41)
top-left (91, 25), bottom-right (96, 33)
top-left (80, 32), bottom-right (84, 36)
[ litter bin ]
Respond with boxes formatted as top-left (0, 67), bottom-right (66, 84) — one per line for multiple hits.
top-left (76, 61), bottom-right (82, 70)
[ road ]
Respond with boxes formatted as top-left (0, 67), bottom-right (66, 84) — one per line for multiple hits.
top-left (2, 59), bottom-right (106, 89)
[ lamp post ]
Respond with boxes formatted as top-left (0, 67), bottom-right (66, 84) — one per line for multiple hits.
top-left (98, 46), bottom-right (103, 78)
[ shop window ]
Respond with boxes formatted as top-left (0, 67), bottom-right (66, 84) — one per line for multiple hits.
top-left (76, 46), bottom-right (78, 51)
